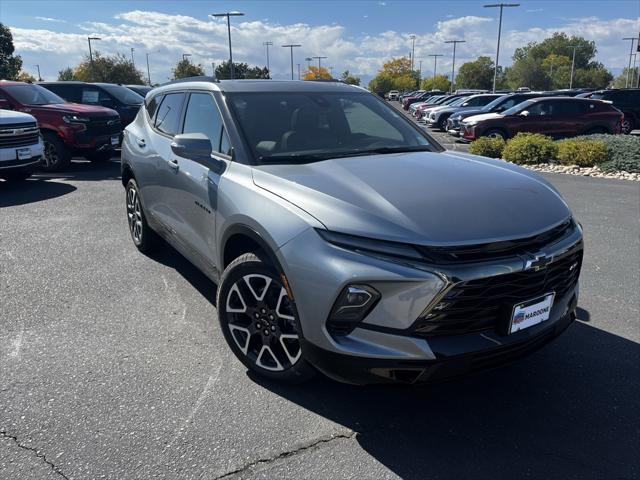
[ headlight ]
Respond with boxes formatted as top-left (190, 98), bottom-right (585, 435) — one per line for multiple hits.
top-left (62, 115), bottom-right (90, 124)
top-left (317, 229), bottom-right (425, 261)
top-left (463, 121), bottom-right (478, 127)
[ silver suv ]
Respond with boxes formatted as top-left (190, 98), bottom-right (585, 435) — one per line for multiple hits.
top-left (121, 78), bottom-right (583, 384)
top-left (0, 109), bottom-right (43, 181)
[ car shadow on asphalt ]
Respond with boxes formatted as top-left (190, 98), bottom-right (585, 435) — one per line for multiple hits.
top-left (148, 242), bottom-right (218, 307)
top-left (0, 178), bottom-right (77, 207)
top-left (251, 320), bottom-right (639, 479)
top-left (33, 158), bottom-right (122, 183)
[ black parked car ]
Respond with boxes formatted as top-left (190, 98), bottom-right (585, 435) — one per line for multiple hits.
top-left (40, 81), bottom-right (143, 128)
top-left (126, 85), bottom-right (153, 97)
top-left (590, 89), bottom-right (640, 134)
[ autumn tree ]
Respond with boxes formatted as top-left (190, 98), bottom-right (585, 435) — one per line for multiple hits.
top-left (16, 71), bottom-right (36, 82)
top-left (63, 52), bottom-right (145, 83)
top-left (172, 57), bottom-right (205, 80)
top-left (0, 23), bottom-right (22, 80)
top-left (420, 74), bottom-right (451, 92)
top-left (368, 56), bottom-right (419, 94)
top-left (302, 66), bottom-right (331, 80)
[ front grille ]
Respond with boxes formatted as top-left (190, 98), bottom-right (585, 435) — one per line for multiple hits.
top-left (416, 219), bottom-right (575, 264)
top-left (0, 122), bottom-right (40, 148)
top-left (413, 248), bottom-right (582, 337)
top-left (86, 116), bottom-right (121, 136)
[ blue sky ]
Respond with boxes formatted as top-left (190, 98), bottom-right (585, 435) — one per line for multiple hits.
top-left (2, 0), bottom-right (639, 83)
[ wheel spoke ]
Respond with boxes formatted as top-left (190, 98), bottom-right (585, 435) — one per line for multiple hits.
top-left (256, 345), bottom-right (284, 371)
top-left (275, 287), bottom-right (294, 321)
top-left (226, 283), bottom-right (247, 313)
top-left (229, 325), bottom-right (251, 354)
top-left (279, 333), bottom-right (301, 365)
top-left (243, 274), bottom-right (272, 302)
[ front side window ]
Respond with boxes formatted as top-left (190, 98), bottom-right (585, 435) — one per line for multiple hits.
top-left (182, 93), bottom-right (223, 151)
top-left (155, 93), bottom-right (185, 136)
top-left (227, 91), bottom-right (433, 163)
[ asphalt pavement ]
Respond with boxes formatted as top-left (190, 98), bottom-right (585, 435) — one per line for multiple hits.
top-left (1, 155), bottom-right (638, 479)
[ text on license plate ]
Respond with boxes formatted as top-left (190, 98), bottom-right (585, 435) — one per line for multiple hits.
top-left (17, 147), bottom-right (31, 160)
top-left (510, 293), bottom-right (555, 334)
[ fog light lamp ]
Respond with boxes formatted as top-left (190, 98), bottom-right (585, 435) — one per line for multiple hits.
top-left (327, 284), bottom-right (381, 335)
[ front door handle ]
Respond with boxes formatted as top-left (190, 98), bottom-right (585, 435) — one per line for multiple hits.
top-left (168, 158), bottom-right (179, 170)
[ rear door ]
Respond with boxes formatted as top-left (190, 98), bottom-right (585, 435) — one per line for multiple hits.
top-left (168, 91), bottom-right (230, 271)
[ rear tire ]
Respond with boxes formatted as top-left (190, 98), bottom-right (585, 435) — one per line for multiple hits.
top-left (483, 128), bottom-right (508, 140)
top-left (217, 253), bottom-right (316, 384)
top-left (125, 179), bottom-right (160, 254)
top-left (42, 132), bottom-right (71, 171)
top-left (621, 118), bottom-right (634, 135)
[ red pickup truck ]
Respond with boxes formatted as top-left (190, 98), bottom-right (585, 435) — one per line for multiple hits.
top-left (0, 81), bottom-right (121, 170)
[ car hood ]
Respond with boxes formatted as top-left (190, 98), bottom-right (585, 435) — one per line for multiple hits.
top-left (463, 112), bottom-right (503, 123)
top-left (22, 103), bottom-right (118, 117)
top-left (0, 109), bottom-right (36, 123)
top-left (252, 151), bottom-right (571, 246)
top-left (452, 107), bottom-right (486, 119)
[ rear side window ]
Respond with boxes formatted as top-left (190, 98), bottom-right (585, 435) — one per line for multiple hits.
top-left (81, 87), bottom-right (112, 105)
top-left (557, 101), bottom-right (587, 115)
top-left (182, 92), bottom-right (223, 150)
top-left (146, 95), bottom-right (162, 120)
top-left (155, 93), bottom-right (185, 136)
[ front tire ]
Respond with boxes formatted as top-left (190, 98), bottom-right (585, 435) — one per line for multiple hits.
top-left (125, 179), bottom-right (159, 254)
top-left (41, 132), bottom-right (71, 171)
top-left (216, 253), bottom-right (315, 383)
top-left (483, 128), bottom-right (508, 140)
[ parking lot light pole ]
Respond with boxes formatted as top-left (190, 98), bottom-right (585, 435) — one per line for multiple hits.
top-left (623, 37), bottom-right (637, 88)
top-left (568, 45), bottom-right (580, 89)
top-left (263, 41), bottom-right (273, 77)
top-left (484, 3), bottom-right (519, 93)
top-left (130, 48), bottom-right (135, 67)
top-left (444, 40), bottom-right (465, 93)
top-left (182, 53), bottom-right (192, 61)
top-left (146, 52), bottom-right (152, 86)
top-left (312, 56), bottom-right (327, 79)
top-left (428, 54), bottom-right (443, 88)
top-left (35, 64), bottom-right (42, 81)
top-left (87, 37), bottom-right (101, 81)
top-left (409, 34), bottom-right (416, 71)
top-left (297, 63), bottom-right (301, 80)
top-left (210, 12), bottom-right (245, 79)
top-left (282, 44), bottom-right (301, 80)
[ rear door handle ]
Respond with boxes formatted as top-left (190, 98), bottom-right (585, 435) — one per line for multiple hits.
top-left (168, 158), bottom-right (179, 170)
top-left (136, 138), bottom-right (146, 148)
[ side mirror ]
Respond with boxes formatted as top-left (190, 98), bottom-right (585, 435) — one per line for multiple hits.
top-left (519, 110), bottom-right (530, 117)
top-left (171, 133), bottom-right (212, 161)
top-left (0, 99), bottom-right (14, 110)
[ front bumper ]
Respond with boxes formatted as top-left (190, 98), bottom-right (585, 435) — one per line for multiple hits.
top-left (278, 225), bottom-right (583, 385)
top-left (0, 141), bottom-right (44, 170)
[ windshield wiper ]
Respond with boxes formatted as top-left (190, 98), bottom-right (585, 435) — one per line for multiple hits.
top-left (259, 145), bottom-right (432, 164)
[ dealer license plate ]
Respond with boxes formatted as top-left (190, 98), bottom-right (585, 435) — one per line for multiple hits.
top-left (17, 147), bottom-right (31, 160)
top-left (509, 293), bottom-right (555, 334)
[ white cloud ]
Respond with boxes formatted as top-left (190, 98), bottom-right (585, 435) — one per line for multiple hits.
top-left (10, 10), bottom-right (639, 83)
top-left (34, 16), bottom-right (66, 23)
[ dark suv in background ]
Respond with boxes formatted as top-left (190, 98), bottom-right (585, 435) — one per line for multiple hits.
top-left (590, 88), bottom-right (640, 134)
top-left (40, 81), bottom-right (143, 128)
top-left (0, 81), bottom-right (121, 169)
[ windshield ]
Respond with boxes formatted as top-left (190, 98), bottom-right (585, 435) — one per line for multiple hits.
top-left (502, 99), bottom-right (535, 116)
top-left (446, 97), bottom-right (468, 107)
top-left (99, 84), bottom-right (144, 105)
top-left (481, 95), bottom-right (512, 112)
top-left (3, 84), bottom-right (65, 105)
top-left (228, 91), bottom-right (435, 164)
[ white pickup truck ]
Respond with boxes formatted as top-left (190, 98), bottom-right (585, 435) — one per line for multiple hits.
top-left (0, 109), bottom-right (43, 181)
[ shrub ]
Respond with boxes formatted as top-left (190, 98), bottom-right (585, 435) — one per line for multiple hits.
top-left (468, 136), bottom-right (506, 158)
top-left (556, 139), bottom-right (608, 167)
top-left (579, 134), bottom-right (640, 173)
top-left (502, 133), bottom-right (558, 165)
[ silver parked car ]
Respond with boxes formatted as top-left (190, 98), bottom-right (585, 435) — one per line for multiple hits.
top-left (0, 109), bottom-right (43, 181)
top-left (121, 78), bottom-right (583, 384)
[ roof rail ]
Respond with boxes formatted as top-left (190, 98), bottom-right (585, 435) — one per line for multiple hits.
top-left (160, 76), bottom-right (220, 87)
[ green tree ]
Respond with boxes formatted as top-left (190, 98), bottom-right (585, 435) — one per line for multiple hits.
top-left (368, 56), bottom-right (420, 93)
top-left (340, 70), bottom-right (361, 85)
top-left (420, 74), bottom-right (451, 92)
top-left (172, 57), bottom-right (205, 80)
top-left (368, 74), bottom-right (394, 95)
top-left (70, 52), bottom-right (145, 83)
top-left (0, 23), bottom-right (22, 80)
top-left (58, 67), bottom-right (75, 81)
top-left (508, 32), bottom-right (611, 90)
top-left (612, 67), bottom-right (639, 89)
top-left (215, 60), bottom-right (269, 80)
top-left (456, 56), bottom-right (498, 90)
